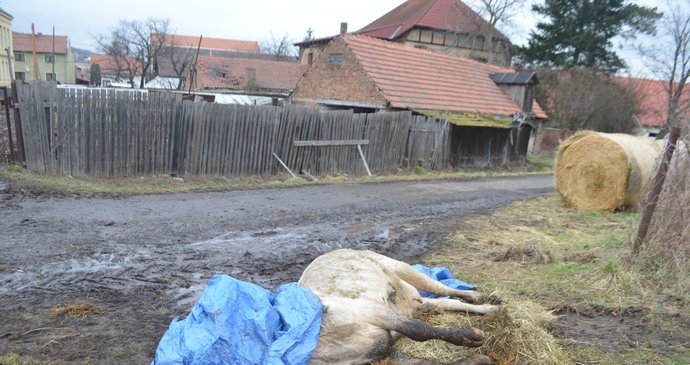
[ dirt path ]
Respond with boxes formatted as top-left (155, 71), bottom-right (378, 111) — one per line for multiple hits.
top-left (0, 175), bottom-right (552, 364)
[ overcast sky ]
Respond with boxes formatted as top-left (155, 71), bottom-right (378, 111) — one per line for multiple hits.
top-left (2, 0), bottom-right (680, 77)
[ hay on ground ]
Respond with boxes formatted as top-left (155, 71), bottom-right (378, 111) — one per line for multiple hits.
top-left (394, 298), bottom-right (572, 365)
top-left (51, 300), bottom-right (102, 317)
top-left (555, 131), bottom-right (661, 211)
top-left (492, 245), bottom-right (553, 264)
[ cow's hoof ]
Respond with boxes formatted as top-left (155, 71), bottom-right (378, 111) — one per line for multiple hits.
top-left (448, 326), bottom-right (484, 347)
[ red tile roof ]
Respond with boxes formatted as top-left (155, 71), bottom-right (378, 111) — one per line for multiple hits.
top-left (13, 32), bottom-right (69, 54)
top-left (152, 34), bottom-right (259, 53)
top-left (357, 0), bottom-right (507, 41)
top-left (617, 77), bottom-right (690, 128)
top-left (90, 54), bottom-right (143, 76)
top-left (195, 56), bottom-right (308, 93)
top-left (343, 35), bottom-right (535, 117)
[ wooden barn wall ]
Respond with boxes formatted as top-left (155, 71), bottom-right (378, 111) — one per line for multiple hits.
top-left (449, 125), bottom-right (520, 167)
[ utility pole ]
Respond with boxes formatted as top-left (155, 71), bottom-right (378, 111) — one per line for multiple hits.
top-left (52, 26), bottom-right (55, 81)
top-left (31, 23), bottom-right (38, 80)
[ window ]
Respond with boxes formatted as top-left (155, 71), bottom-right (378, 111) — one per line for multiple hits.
top-left (407, 29), bottom-right (420, 42)
top-left (432, 31), bottom-right (445, 45)
top-left (15, 71), bottom-right (26, 81)
top-left (473, 35), bottom-right (486, 51)
top-left (307, 52), bottom-right (314, 66)
top-left (14, 52), bottom-right (25, 62)
top-left (46, 72), bottom-right (57, 81)
top-left (328, 53), bottom-right (342, 64)
top-left (419, 30), bottom-right (433, 44)
top-left (44, 54), bottom-right (54, 63)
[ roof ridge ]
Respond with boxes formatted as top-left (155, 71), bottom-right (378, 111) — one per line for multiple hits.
top-left (414, 0), bottom-right (441, 31)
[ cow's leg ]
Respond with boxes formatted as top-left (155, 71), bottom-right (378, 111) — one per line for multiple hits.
top-left (389, 351), bottom-right (492, 365)
top-left (364, 252), bottom-right (482, 303)
top-left (371, 312), bottom-right (485, 347)
top-left (419, 297), bottom-right (501, 315)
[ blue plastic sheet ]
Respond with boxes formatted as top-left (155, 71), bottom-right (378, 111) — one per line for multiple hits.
top-left (413, 264), bottom-right (477, 298)
top-left (152, 275), bottom-right (322, 365)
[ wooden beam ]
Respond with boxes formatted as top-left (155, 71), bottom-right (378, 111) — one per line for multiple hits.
top-left (357, 144), bottom-right (372, 176)
top-left (293, 139), bottom-right (369, 147)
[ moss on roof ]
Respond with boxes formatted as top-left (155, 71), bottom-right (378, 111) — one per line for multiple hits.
top-left (414, 110), bottom-right (514, 128)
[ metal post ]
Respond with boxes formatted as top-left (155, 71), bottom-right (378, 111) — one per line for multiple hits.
top-left (633, 126), bottom-right (682, 254)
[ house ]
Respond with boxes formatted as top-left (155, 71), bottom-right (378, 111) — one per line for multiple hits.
top-left (188, 55), bottom-right (308, 104)
top-left (0, 7), bottom-right (12, 89)
top-left (295, 0), bottom-right (511, 68)
top-left (89, 54), bottom-right (143, 88)
top-left (617, 77), bottom-right (690, 136)
top-left (150, 34), bottom-right (262, 90)
top-left (12, 32), bottom-right (75, 84)
top-left (291, 34), bottom-right (547, 166)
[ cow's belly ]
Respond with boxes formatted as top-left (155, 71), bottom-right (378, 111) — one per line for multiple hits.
top-left (308, 297), bottom-right (394, 365)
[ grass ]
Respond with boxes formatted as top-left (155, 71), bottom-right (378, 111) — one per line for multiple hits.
top-left (526, 153), bottom-right (555, 172)
top-left (0, 354), bottom-right (38, 365)
top-left (0, 164), bottom-right (550, 196)
top-left (397, 195), bottom-right (689, 364)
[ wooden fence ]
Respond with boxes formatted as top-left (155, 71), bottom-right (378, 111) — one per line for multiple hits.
top-left (16, 82), bottom-right (450, 177)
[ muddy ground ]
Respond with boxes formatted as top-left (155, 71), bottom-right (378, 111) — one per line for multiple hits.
top-left (0, 175), bottom-right (552, 364)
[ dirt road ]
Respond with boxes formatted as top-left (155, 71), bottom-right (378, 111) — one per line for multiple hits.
top-left (0, 175), bottom-right (552, 364)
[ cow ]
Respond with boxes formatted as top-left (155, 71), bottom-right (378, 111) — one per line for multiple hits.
top-left (298, 249), bottom-right (499, 365)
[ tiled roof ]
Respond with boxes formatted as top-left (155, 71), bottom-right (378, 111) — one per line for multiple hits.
top-left (343, 34), bottom-right (524, 117)
top-left (195, 56), bottom-right (308, 93)
top-left (357, 0), bottom-right (507, 41)
top-left (13, 32), bottom-right (69, 54)
top-left (152, 34), bottom-right (259, 53)
top-left (90, 54), bottom-right (143, 76)
top-left (617, 77), bottom-right (690, 128)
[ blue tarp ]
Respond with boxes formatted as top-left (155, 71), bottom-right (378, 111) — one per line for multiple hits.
top-left (152, 275), bottom-right (322, 365)
top-left (413, 264), bottom-right (477, 298)
top-left (152, 265), bottom-right (475, 364)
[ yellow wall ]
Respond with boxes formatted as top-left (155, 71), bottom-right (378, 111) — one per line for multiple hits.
top-left (0, 12), bottom-right (12, 89)
top-left (13, 46), bottom-right (75, 84)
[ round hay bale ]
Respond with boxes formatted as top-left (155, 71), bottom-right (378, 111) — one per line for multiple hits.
top-left (555, 131), bottom-right (661, 211)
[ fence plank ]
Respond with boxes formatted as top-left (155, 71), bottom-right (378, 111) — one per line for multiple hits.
top-left (16, 83), bottom-right (461, 178)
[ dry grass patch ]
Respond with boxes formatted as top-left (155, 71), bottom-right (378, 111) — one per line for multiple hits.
top-left (1, 165), bottom-right (549, 196)
top-left (51, 300), bottom-right (102, 318)
top-left (395, 195), bottom-right (689, 364)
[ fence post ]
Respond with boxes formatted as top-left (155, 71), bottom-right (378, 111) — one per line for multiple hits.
top-left (10, 81), bottom-right (25, 164)
top-left (2, 87), bottom-right (14, 162)
top-left (633, 126), bottom-right (681, 255)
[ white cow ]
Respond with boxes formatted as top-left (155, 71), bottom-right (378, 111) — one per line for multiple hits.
top-left (299, 249), bottom-right (499, 365)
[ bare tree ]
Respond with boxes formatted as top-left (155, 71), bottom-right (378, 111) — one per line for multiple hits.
top-left (472, 0), bottom-right (525, 65)
top-left (638, 2), bottom-right (690, 132)
top-left (156, 34), bottom-right (196, 90)
top-left (94, 17), bottom-right (170, 88)
top-left (89, 63), bottom-right (101, 87)
top-left (259, 32), bottom-right (297, 60)
top-left (534, 67), bottom-right (640, 133)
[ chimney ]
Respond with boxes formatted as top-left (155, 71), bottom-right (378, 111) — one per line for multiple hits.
top-left (245, 68), bottom-right (257, 91)
top-left (340, 22), bottom-right (348, 35)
